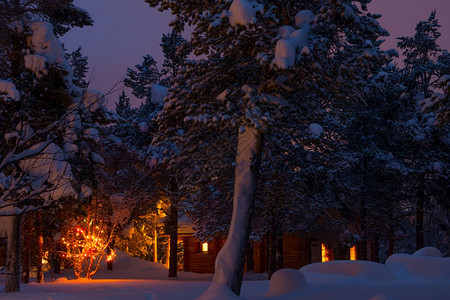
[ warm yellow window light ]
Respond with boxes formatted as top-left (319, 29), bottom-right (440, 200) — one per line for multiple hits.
top-left (350, 246), bottom-right (357, 260)
top-left (321, 244), bottom-right (331, 262)
top-left (202, 242), bottom-right (208, 253)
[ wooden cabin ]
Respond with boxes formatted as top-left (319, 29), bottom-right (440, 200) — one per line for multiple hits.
top-left (179, 208), bottom-right (374, 274)
top-left (181, 233), bottom-right (373, 274)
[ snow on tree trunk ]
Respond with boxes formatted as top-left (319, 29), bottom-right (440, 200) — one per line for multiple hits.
top-left (5, 215), bottom-right (21, 293)
top-left (208, 126), bottom-right (262, 296)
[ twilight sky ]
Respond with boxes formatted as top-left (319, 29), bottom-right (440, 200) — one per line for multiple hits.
top-left (62, 0), bottom-right (450, 109)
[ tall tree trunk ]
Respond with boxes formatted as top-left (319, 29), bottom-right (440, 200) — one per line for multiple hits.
top-left (359, 201), bottom-right (368, 260)
top-left (36, 211), bottom-right (44, 283)
top-left (168, 202), bottom-right (178, 278)
top-left (359, 156), bottom-right (368, 261)
top-left (211, 127), bottom-right (262, 296)
top-left (5, 214), bottom-right (22, 293)
top-left (372, 235), bottom-right (379, 263)
top-left (153, 228), bottom-right (158, 262)
top-left (246, 241), bottom-right (254, 272)
top-left (268, 219), bottom-right (283, 279)
top-left (267, 229), bottom-right (276, 279)
top-left (107, 238), bottom-right (115, 271)
top-left (276, 233), bottom-right (283, 271)
top-left (52, 240), bottom-right (61, 274)
top-left (416, 190), bottom-right (425, 250)
top-left (388, 225), bottom-right (395, 257)
top-left (360, 239), bottom-right (368, 261)
top-left (20, 214), bottom-right (31, 284)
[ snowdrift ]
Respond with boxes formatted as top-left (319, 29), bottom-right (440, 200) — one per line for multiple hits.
top-left (300, 260), bottom-right (395, 283)
top-left (265, 247), bottom-right (450, 300)
top-left (266, 268), bottom-right (308, 297)
top-left (385, 247), bottom-right (450, 281)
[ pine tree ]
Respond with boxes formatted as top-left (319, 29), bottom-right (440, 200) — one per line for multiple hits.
top-left (419, 51), bottom-right (449, 127)
top-left (0, 13), bottom-right (104, 292)
top-left (397, 11), bottom-right (449, 251)
top-left (66, 47), bottom-right (89, 89)
top-left (115, 90), bottom-right (132, 119)
top-left (155, 31), bottom-right (191, 278)
top-left (398, 11), bottom-right (442, 98)
top-left (146, 0), bottom-right (390, 295)
top-left (94, 33), bottom-right (191, 278)
top-left (160, 31), bottom-right (191, 85)
top-left (124, 54), bottom-right (160, 101)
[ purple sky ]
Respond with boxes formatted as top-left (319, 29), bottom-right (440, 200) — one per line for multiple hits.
top-left (62, 0), bottom-right (450, 109)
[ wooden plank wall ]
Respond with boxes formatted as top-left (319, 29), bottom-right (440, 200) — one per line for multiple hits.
top-left (283, 234), bottom-right (310, 269)
top-left (183, 236), bottom-right (224, 273)
top-left (183, 234), bottom-right (358, 274)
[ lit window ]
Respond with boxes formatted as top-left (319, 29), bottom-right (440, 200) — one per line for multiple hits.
top-left (321, 244), bottom-right (331, 262)
top-left (202, 242), bottom-right (208, 253)
top-left (350, 246), bottom-right (357, 260)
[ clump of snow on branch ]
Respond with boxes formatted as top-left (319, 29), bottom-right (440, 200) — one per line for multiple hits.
top-left (295, 10), bottom-right (315, 28)
top-left (0, 79), bottom-right (20, 101)
top-left (342, 4), bottom-right (360, 22)
top-left (228, 0), bottom-right (263, 27)
top-left (151, 84), bottom-right (169, 106)
top-left (80, 185), bottom-right (92, 199)
top-left (26, 22), bottom-right (73, 88)
top-left (81, 90), bottom-right (105, 113)
top-left (19, 142), bottom-right (76, 201)
top-left (5, 122), bottom-right (34, 143)
top-left (272, 10), bottom-right (315, 69)
top-left (110, 194), bottom-right (131, 227)
top-left (418, 74), bottom-right (449, 126)
top-left (339, 229), bottom-right (361, 248)
top-left (84, 128), bottom-right (100, 142)
top-left (64, 90), bottom-right (105, 157)
top-left (0, 173), bottom-right (12, 191)
top-left (24, 54), bottom-right (48, 78)
top-left (139, 122), bottom-right (149, 133)
top-left (90, 152), bottom-right (105, 164)
top-left (309, 123), bottom-right (323, 137)
top-left (216, 89), bottom-right (229, 101)
top-left (123, 224), bottom-right (135, 239)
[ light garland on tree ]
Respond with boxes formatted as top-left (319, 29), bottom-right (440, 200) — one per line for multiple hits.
top-left (60, 223), bottom-right (116, 278)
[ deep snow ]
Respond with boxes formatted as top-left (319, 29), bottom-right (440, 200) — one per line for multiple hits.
top-left (0, 247), bottom-right (449, 299)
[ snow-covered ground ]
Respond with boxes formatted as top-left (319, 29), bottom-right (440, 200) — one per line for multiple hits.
top-left (1, 248), bottom-right (449, 299)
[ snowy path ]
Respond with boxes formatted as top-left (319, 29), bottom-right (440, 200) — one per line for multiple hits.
top-left (1, 249), bottom-right (449, 299)
top-left (1, 278), bottom-right (449, 300)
